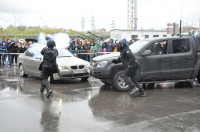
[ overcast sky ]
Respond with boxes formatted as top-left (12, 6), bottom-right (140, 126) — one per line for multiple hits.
top-left (0, 0), bottom-right (199, 31)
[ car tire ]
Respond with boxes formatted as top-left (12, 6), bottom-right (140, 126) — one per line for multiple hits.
top-left (112, 70), bottom-right (129, 91)
top-left (19, 64), bottom-right (28, 77)
top-left (81, 77), bottom-right (89, 82)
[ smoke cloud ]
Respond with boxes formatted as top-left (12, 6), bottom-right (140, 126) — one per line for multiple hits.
top-left (29, 32), bottom-right (70, 58)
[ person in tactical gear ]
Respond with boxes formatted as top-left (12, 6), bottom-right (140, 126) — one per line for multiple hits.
top-left (112, 40), bottom-right (146, 97)
top-left (39, 40), bottom-right (58, 98)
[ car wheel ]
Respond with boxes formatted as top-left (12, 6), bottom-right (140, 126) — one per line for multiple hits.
top-left (19, 64), bottom-right (28, 77)
top-left (81, 77), bottom-right (89, 82)
top-left (113, 70), bottom-right (129, 91)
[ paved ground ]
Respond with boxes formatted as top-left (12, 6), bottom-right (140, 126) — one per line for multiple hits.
top-left (1, 66), bottom-right (200, 132)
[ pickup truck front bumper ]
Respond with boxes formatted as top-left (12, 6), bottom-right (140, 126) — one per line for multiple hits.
top-left (89, 66), bottom-right (111, 79)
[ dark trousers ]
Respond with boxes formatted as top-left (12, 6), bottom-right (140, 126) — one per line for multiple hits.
top-left (12, 55), bottom-right (18, 64)
top-left (123, 67), bottom-right (144, 93)
top-left (8, 54), bottom-right (12, 65)
top-left (41, 70), bottom-right (52, 94)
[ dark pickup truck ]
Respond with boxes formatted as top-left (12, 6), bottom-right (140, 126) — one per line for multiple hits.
top-left (89, 35), bottom-right (200, 91)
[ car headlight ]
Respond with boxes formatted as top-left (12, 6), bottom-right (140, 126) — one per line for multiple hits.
top-left (96, 61), bottom-right (108, 67)
top-left (58, 66), bottom-right (68, 70)
top-left (90, 61), bottom-right (96, 67)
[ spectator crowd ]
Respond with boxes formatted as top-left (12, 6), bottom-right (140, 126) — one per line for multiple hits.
top-left (0, 38), bottom-right (135, 66)
top-left (0, 39), bottom-right (31, 66)
top-left (67, 38), bottom-right (135, 61)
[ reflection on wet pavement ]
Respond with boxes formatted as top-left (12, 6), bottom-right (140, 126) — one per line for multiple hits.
top-left (1, 66), bottom-right (200, 131)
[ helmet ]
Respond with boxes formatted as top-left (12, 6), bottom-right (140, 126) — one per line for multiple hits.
top-left (119, 40), bottom-right (127, 51)
top-left (47, 40), bottom-right (56, 48)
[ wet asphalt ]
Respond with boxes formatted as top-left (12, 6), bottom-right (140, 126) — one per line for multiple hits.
top-left (1, 66), bottom-right (200, 132)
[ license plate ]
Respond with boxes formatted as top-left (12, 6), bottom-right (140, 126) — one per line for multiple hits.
top-left (73, 70), bottom-right (84, 74)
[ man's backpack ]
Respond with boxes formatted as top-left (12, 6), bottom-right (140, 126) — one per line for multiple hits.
top-left (45, 48), bottom-right (57, 62)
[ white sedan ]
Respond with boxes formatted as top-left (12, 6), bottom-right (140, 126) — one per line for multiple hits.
top-left (17, 48), bottom-right (90, 83)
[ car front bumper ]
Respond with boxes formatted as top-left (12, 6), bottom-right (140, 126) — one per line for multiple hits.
top-left (53, 68), bottom-right (90, 80)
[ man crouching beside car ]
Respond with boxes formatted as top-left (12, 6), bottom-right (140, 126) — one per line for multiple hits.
top-left (112, 40), bottom-right (146, 97)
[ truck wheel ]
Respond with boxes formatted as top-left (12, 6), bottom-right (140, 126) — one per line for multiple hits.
top-left (113, 70), bottom-right (129, 91)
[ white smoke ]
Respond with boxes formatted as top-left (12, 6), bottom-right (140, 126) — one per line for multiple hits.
top-left (29, 32), bottom-right (70, 58)
top-left (52, 33), bottom-right (70, 49)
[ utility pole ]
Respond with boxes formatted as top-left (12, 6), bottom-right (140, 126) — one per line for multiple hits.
top-left (12, 11), bottom-right (17, 40)
top-left (91, 16), bottom-right (95, 33)
top-left (40, 17), bottom-right (45, 33)
top-left (111, 20), bottom-right (115, 30)
top-left (81, 16), bottom-right (85, 32)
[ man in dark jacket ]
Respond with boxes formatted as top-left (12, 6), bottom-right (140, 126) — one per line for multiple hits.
top-left (18, 43), bottom-right (27, 53)
top-left (7, 39), bottom-right (15, 65)
top-left (12, 41), bottom-right (19, 65)
top-left (112, 41), bottom-right (146, 97)
top-left (106, 39), bottom-right (115, 52)
top-left (40, 40), bottom-right (58, 98)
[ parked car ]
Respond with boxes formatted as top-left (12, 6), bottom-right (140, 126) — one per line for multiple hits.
top-left (18, 48), bottom-right (90, 83)
top-left (89, 35), bottom-right (200, 91)
top-left (25, 38), bottom-right (38, 43)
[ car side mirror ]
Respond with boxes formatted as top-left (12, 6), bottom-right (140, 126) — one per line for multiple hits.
top-left (141, 50), bottom-right (152, 56)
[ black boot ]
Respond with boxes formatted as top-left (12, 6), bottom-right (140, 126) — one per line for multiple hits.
top-left (46, 90), bottom-right (53, 98)
top-left (138, 91), bottom-right (146, 97)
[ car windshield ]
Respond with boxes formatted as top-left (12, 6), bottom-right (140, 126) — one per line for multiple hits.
top-left (57, 49), bottom-right (73, 57)
top-left (129, 40), bottom-right (150, 54)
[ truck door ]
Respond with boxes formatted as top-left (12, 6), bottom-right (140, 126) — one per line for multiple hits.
top-left (168, 38), bottom-right (196, 79)
top-left (139, 40), bottom-right (171, 81)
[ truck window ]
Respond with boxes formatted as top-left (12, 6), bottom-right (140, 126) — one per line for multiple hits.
top-left (172, 39), bottom-right (190, 53)
top-left (129, 40), bottom-right (150, 54)
top-left (146, 41), bottom-right (168, 55)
